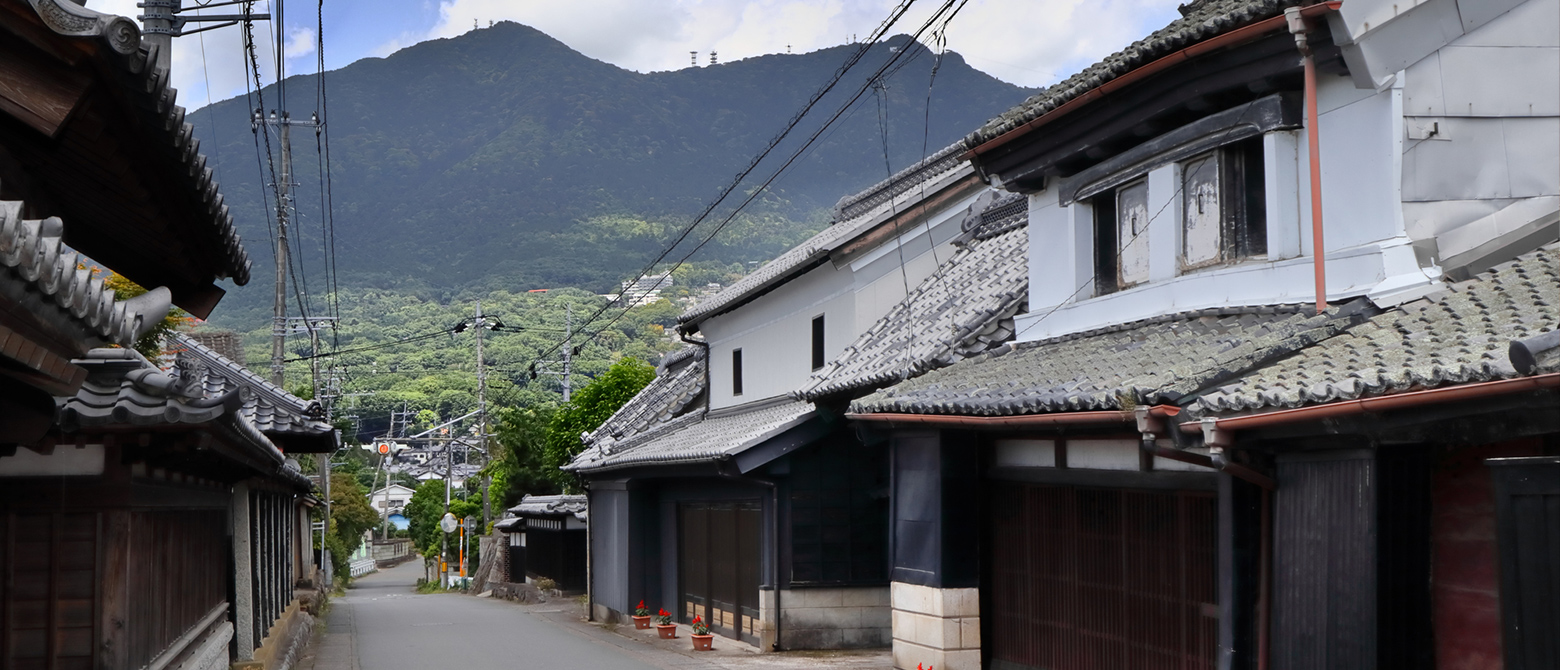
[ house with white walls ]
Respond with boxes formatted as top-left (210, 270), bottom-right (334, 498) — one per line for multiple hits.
top-left (836, 0), bottom-right (1559, 669)
top-left (566, 143), bottom-right (1012, 650)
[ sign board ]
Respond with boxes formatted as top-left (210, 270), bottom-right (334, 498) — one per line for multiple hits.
top-left (440, 513), bottom-right (458, 533)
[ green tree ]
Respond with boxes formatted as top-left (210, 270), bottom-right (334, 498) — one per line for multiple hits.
top-left (324, 472), bottom-right (380, 579)
top-left (405, 479), bottom-right (449, 559)
top-left (493, 405), bottom-right (562, 507)
top-left (542, 357), bottom-right (655, 491)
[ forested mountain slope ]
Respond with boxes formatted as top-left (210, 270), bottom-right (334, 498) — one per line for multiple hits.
top-left (192, 23), bottom-right (1033, 328)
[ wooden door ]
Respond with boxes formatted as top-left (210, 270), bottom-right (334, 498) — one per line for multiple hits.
top-left (679, 501), bottom-right (761, 643)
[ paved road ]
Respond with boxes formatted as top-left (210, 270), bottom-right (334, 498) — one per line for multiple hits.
top-left (306, 561), bottom-right (889, 670)
top-left (334, 562), bottom-right (659, 670)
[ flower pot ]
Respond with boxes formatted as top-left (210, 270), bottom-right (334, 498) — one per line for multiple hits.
top-left (656, 624), bottom-right (677, 639)
top-left (691, 634), bottom-right (714, 651)
top-left (631, 615), bottom-right (652, 630)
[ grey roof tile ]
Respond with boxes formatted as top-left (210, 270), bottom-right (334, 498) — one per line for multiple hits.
top-left (0, 201), bottom-right (169, 348)
top-left (850, 302), bottom-right (1361, 416)
top-left (27, 0), bottom-right (251, 284)
top-left (965, 0), bottom-right (1302, 148)
top-left (798, 192), bottom-right (1030, 401)
top-left (169, 332), bottom-right (333, 437)
top-left (1192, 242), bottom-right (1560, 414)
top-left (566, 397), bottom-right (816, 474)
top-left (509, 494), bottom-right (588, 520)
top-left (679, 147), bottom-right (971, 325)
top-left (585, 345), bottom-right (706, 445)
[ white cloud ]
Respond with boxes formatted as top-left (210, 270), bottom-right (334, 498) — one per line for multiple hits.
top-left (286, 27), bottom-right (317, 59)
top-left (416, 0), bottom-right (1182, 87)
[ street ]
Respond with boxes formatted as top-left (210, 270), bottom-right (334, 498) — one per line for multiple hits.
top-left (300, 561), bottom-right (890, 670)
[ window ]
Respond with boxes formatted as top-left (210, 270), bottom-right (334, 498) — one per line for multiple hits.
top-left (731, 349), bottom-right (743, 396)
top-left (1180, 138), bottom-right (1266, 271)
top-left (811, 315), bottom-right (825, 370)
top-left (1092, 179), bottom-right (1150, 294)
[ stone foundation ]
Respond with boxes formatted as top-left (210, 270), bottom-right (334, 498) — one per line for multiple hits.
top-left (760, 586), bottom-right (891, 651)
top-left (249, 599), bottom-right (315, 670)
top-left (890, 582), bottom-right (980, 670)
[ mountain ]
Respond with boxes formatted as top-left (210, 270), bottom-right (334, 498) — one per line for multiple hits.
top-left (190, 23), bottom-right (1034, 328)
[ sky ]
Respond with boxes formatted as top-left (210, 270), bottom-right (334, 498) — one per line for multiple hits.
top-left (88, 0), bottom-right (1184, 111)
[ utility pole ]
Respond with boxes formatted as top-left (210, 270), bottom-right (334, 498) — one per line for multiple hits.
top-left (138, 1), bottom-right (270, 73)
top-left (258, 111), bottom-right (322, 387)
top-left (475, 302), bottom-right (490, 526)
top-left (563, 303), bottom-right (574, 402)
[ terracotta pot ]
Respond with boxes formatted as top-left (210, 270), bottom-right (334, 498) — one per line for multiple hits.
top-left (657, 624), bottom-right (677, 639)
top-left (631, 615), bottom-right (652, 630)
top-left (691, 634), bottom-right (714, 651)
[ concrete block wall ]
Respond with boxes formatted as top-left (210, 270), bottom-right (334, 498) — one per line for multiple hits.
top-left (760, 586), bottom-right (892, 651)
top-left (891, 582), bottom-right (980, 670)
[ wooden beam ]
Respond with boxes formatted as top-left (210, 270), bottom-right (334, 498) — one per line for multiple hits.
top-left (97, 510), bottom-right (130, 670)
top-left (0, 36), bottom-right (88, 138)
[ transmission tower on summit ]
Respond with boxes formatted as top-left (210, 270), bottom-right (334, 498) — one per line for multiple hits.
top-left (691, 51), bottom-right (698, 66)
top-left (710, 51), bottom-right (718, 65)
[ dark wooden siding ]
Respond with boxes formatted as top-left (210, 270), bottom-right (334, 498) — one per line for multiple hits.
top-left (1272, 453), bottom-right (1376, 670)
top-left (1489, 454), bottom-right (1560, 670)
top-left (0, 509), bottom-right (226, 670)
top-left (249, 490), bottom-right (294, 651)
top-left (523, 521), bottom-right (587, 592)
top-left (988, 483), bottom-right (1217, 670)
top-left (788, 441), bottom-right (887, 585)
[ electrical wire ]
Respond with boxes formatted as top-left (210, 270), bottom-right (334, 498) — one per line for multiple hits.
top-left (543, 0), bottom-right (972, 362)
top-left (520, 0), bottom-right (924, 363)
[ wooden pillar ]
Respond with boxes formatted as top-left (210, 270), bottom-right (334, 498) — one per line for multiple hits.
top-left (232, 483), bottom-right (254, 660)
top-left (98, 510), bottom-right (132, 670)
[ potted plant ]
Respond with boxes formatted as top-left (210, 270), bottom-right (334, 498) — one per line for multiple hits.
top-left (631, 600), bottom-right (652, 629)
top-left (690, 615), bottom-right (713, 650)
top-left (656, 608), bottom-right (677, 639)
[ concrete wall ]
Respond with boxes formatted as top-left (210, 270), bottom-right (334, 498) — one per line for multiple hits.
top-left (760, 586), bottom-right (891, 650)
top-left (891, 582), bottom-right (980, 670)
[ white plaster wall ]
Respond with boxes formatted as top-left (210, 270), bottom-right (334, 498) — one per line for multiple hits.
top-left (701, 191), bottom-right (976, 408)
top-left (1399, 0), bottom-right (1560, 259)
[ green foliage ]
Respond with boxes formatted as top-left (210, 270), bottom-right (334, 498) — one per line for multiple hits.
top-left (405, 480), bottom-right (450, 559)
top-left (190, 26), bottom-right (1034, 322)
top-left (493, 405), bottom-right (562, 506)
top-left (99, 268), bottom-right (191, 359)
top-left (542, 358), bottom-right (655, 491)
top-left (324, 472), bottom-right (379, 579)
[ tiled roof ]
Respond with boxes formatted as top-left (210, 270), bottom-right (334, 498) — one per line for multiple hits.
top-left (26, 0), bottom-right (251, 285)
top-left (584, 345), bottom-right (706, 445)
top-left (170, 333), bottom-right (333, 439)
top-left (565, 397), bottom-right (816, 474)
top-left (679, 149), bottom-right (972, 326)
top-left (965, 0), bottom-right (1302, 148)
top-left (0, 201), bottom-right (170, 348)
top-left (851, 303), bottom-right (1365, 416)
top-left (509, 494), bottom-right (588, 520)
top-left (833, 142), bottom-right (966, 221)
top-left (1193, 243), bottom-right (1560, 414)
top-left (54, 348), bottom-right (308, 488)
top-left (798, 192), bottom-right (1029, 401)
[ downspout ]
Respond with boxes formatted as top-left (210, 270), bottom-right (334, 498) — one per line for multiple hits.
top-left (1286, 6), bottom-right (1327, 314)
top-left (680, 328), bottom-right (712, 418)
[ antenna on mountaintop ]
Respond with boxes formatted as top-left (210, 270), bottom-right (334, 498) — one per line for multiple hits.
top-left (691, 51), bottom-right (698, 67)
top-left (710, 51), bottom-right (718, 65)
top-left (787, 44), bottom-right (792, 54)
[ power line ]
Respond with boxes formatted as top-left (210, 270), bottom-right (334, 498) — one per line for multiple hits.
top-left (548, 0), bottom-right (972, 359)
top-left (519, 1), bottom-right (923, 364)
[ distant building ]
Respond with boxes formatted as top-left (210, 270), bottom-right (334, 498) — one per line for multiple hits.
top-left (611, 272), bottom-right (674, 307)
top-left (368, 484), bottom-right (417, 517)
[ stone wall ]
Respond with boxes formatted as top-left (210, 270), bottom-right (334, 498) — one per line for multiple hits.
top-left (890, 582), bottom-right (980, 670)
top-left (760, 586), bottom-right (892, 651)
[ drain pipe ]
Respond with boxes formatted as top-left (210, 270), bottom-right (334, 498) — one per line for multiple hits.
top-left (1286, 6), bottom-right (1327, 315)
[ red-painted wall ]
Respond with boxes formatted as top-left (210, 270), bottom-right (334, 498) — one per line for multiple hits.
top-left (1432, 438), bottom-right (1542, 670)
